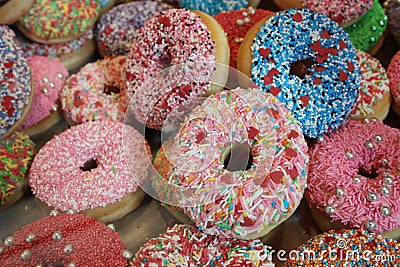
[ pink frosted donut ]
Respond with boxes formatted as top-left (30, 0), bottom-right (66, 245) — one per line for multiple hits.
top-left (387, 50), bottom-right (400, 116)
top-left (29, 120), bottom-right (151, 222)
top-left (348, 50), bottom-right (391, 121)
top-left (131, 224), bottom-right (275, 266)
top-left (0, 213), bottom-right (130, 266)
top-left (21, 56), bottom-right (68, 135)
top-left (151, 88), bottom-right (308, 239)
top-left (125, 8), bottom-right (229, 130)
top-left (306, 119), bottom-right (400, 239)
top-left (61, 56), bottom-right (127, 125)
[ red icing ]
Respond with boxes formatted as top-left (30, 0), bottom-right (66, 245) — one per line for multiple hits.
top-left (270, 86), bottom-right (280, 96)
top-left (258, 48), bottom-right (271, 58)
top-left (270, 171), bottom-right (284, 184)
top-left (339, 70), bottom-right (348, 81)
top-left (320, 30), bottom-right (331, 39)
top-left (313, 78), bottom-right (322, 85)
top-left (300, 95), bottom-right (310, 107)
top-left (247, 127), bottom-right (259, 139)
top-left (292, 12), bottom-right (303, 22)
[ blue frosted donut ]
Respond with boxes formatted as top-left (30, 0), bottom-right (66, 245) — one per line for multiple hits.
top-left (178, 0), bottom-right (247, 16)
top-left (249, 9), bottom-right (361, 138)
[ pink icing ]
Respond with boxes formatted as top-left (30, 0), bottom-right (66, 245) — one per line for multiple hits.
top-left (306, 119), bottom-right (400, 234)
top-left (349, 50), bottom-right (390, 118)
top-left (60, 56), bottom-right (127, 124)
top-left (21, 56), bottom-right (68, 128)
top-left (387, 50), bottom-right (400, 107)
top-left (29, 120), bottom-right (151, 212)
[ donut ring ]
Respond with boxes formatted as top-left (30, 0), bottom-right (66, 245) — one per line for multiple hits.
top-left (61, 56), bottom-right (128, 125)
top-left (238, 8), bottom-right (361, 138)
top-left (1, 25), bottom-right (33, 138)
top-left (387, 50), bottom-right (400, 116)
top-left (0, 213), bottom-right (129, 266)
top-left (0, 132), bottom-right (35, 210)
top-left (178, 0), bottom-right (248, 16)
top-left (94, 1), bottom-right (172, 57)
top-left (285, 229), bottom-right (400, 266)
top-left (125, 8), bottom-right (229, 130)
top-left (151, 88), bottom-right (308, 239)
top-left (306, 119), bottom-right (400, 240)
top-left (131, 224), bottom-right (275, 266)
top-left (385, 0), bottom-right (400, 45)
top-left (29, 120), bottom-right (151, 222)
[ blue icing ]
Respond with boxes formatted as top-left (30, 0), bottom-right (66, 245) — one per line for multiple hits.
top-left (250, 8), bottom-right (360, 138)
top-left (178, 0), bottom-right (247, 16)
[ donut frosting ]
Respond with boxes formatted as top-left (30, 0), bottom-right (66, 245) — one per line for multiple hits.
top-left (21, 56), bottom-right (68, 128)
top-left (94, 1), bottom-right (172, 56)
top-left (349, 50), bottom-right (390, 118)
top-left (344, 0), bottom-right (387, 53)
top-left (387, 50), bottom-right (400, 107)
top-left (0, 25), bottom-right (32, 137)
top-left (306, 119), bottom-right (400, 234)
top-left (152, 88), bottom-right (308, 238)
top-left (0, 213), bottom-right (128, 266)
top-left (385, 0), bottom-right (400, 38)
top-left (125, 9), bottom-right (216, 130)
top-left (0, 132), bottom-right (35, 206)
top-left (131, 224), bottom-right (275, 266)
top-left (250, 9), bottom-right (360, 138)
top-left (303, 0), bottom-right (374, 25)
top-left (61, 56), bottom-right (127, 124)
top-left (285, 229), bottom-right (400, 266)
top-left (214, 7), bottom-right (274, 67)
top-left (18, 0), bottom-right (100, 41)
top-left (29, 120), bottom-right (151, 212)
top-left (178, 0), bottom-right (248, 16)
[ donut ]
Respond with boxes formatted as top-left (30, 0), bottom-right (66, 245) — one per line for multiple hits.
top-left (306, 119), bottom-right (400, 240)
top-left (177, 0), bottom-right (248, 16)
top-left (0, 0), bottom-right (34, 24)
top-left (213, 7), bottom-right (274, 68)
top-left (0, 213), bottom-right (131, 266)
top-left (271, 0), bottom-right (303, 10)
top-left (94, 1), bottom-right (172, 57)
top-left (237, 8), bottom-right (361, 138)
top-left (16, 29), bottom-right (97, 71)
top-left (0, 25), bottom-right (33, 138)
top-left (348, 50), bottom-right (391, 121)
top-left (29, 120), bottom-right (151, 222)
top-left (125, 8), bottom-right (229, 130)
top-left (131, 224), bottom-right (275, 266)
top-left (17, 0), bottom-right (100, 44)
top-left (385, 0), bottom-right (400, 45)
top-left (150, 88), bottom-right (308, 239)
top-left (284, 229), bottom-right (400, 266)
top-left (343, 0), bottom-right (387, 56)
top-left (20, 56), bottom-right (68, 136)
top-left (60, 56), bottom-right (128, 125)
top-left (0, 132), bottom-right (35, 211)
top-left (387, 50), bottom-right (400, 116)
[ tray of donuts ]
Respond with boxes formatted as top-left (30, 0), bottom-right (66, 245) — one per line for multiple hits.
top-left (1, 0), bottom-right (400, 266)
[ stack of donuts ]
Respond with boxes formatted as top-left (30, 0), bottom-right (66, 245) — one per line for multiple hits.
top-left (1, 0), bottom-right (400, 266)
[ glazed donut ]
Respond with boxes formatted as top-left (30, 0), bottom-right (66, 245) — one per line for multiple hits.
top-left (0, 0), bottom-right (34, 24)
top-left (0, 25), bottom-right (33, 138)
top-left (16, 29), bottom-right (97, 71)
top-left (0, 132), bottom-right (35, 211)
top-left (385, 0), bottom-right (400, 45)
top-left (94, 1), bottom-right (172, 57)
top-left (343, 0), bottom-right (387, 56)
top-left (131, 224), bottom-right (275, 266)
top-left (177, 0), bottom-right (248, 16)
top-left (17, 0), bottom-right (100, 44)
top-left (306, 119), bottom-right (400, 240)
top-left (348, 50), bottom-right (391, 121)
top-left (284, 229), bottom-right (400, 266)
top-left (61, 56), bottom-right (127, 125)
top-left (20, 56), bottom-right (68, 136)
top-left (387, 50), bottom-right (400, 116)
top-left (0, 213), bottom-right (130, 266)
top-left (151, 88), bottom-right (308, 239)
top-left (237, 8), bottom-right (361, 138)
top-left (213, 7), bottom-right (274, 68)
top-left (125, 8), bottom-right (229, 130)
top-left (29, 120), bottom-right (151, 223)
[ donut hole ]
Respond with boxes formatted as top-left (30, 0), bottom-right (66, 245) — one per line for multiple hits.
top-left (104, 85), bottom-right (121, 95)
top-left (80, 159), bottom-right (98, 172)
top-left (222, 143), bottom-right (253, 172)
top-left (358, 167), bottom-right (379, 179)
top-left (290, 58), bottom-right (316, 79)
